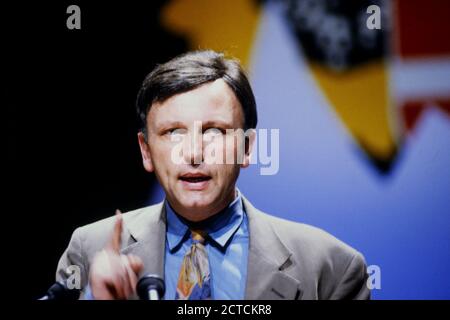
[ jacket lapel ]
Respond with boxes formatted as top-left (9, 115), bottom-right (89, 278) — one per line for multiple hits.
top-left (121, 201), bottom-right (167, 286)
top-left (243, 197), bottom-right (302, 300)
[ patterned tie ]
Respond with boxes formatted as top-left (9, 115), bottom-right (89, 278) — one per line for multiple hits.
top-left (175, 229), bottom-right (212, 300)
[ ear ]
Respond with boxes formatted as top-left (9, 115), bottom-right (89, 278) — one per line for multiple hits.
top-left (138, 132), bottom-right (154, 173)
top-left (241, 129), bottom-right (256, 168)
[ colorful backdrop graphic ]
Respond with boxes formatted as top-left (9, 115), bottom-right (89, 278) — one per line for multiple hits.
top-left (148, 0), bottom-right (450, 299)
top-left (14, 0), bottom-right (449, 299)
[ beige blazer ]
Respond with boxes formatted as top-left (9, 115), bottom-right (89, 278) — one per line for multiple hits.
top-left (56, 195), bottom-right (370, 300)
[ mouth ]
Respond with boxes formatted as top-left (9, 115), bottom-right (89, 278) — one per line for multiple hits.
top-left (179, 173), bottom-right (212, 190)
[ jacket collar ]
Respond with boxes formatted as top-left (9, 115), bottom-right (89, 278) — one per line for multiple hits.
top-left (165, 190), bottom-right (245, 251)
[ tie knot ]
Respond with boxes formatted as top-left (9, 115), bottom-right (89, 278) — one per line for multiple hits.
top-left (191, 229), bottom-right (207, 244)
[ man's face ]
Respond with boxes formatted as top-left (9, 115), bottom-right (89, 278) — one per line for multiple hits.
top-left (138, 79), bottom-right (254, 221)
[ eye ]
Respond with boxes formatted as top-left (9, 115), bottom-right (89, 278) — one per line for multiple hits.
top-left (165, 128), bottom-right (187, 136)
top-left (203, 127), bottom-right (224, 137)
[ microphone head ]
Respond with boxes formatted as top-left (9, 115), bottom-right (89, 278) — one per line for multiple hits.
top-left (46, 282), bottom-right (80, 300)
top-left (137, 274), bottom-right (165, 300)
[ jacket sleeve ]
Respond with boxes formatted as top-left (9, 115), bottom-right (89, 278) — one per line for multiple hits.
top-left (55, 227), bottom-right (89, 299)
top-left (329, 251), bottom-right (371, 300)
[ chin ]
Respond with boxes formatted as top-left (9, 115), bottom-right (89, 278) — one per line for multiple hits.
top-left (180, 193), bottom-right (214, 209)
top-left (175, 191), bottom-right (218, 213)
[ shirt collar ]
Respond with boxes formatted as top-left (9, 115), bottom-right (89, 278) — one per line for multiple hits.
top-left (165, 189), bottom-right (244, 252)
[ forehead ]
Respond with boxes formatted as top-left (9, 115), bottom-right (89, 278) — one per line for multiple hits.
top-left (148, 79), bottom-right (244, 128)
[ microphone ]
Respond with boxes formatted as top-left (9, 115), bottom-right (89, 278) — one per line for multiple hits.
top-left (137, 274), bottom-right (165, 300)
top-left (39, 282), bottom-right (80, 300)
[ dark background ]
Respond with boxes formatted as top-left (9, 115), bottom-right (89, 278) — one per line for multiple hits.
top-left (7, 1), bottom-right (186, 299)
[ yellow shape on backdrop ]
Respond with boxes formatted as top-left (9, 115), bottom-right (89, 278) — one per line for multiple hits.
top-left (309, 61), bottom-right (398, 161)
top-left (161, 0), bottom-right (261, 67)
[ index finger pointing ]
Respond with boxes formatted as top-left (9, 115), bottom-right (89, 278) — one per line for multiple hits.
top-left (107, 209), bottom-right (123, 253)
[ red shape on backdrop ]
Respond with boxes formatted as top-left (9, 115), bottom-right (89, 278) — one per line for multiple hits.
top-left (395, 0), bottom-right (450, 58)
top-left (402, 99), bottom-right (450, 132)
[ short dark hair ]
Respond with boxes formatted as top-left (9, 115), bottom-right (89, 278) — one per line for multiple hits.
top-left (136, 50), bottom-right (258, 138)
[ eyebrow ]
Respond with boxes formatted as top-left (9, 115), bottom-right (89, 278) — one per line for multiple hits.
top-left (156, 120), bottom-right (234, 131)
top-left (201, 120), bottom-right (234, 128)
top-left (156, 121), bottom-right (186, 130)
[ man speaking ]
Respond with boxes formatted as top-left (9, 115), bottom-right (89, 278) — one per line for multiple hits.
top-left (56, 50), bottom-right (370, 300)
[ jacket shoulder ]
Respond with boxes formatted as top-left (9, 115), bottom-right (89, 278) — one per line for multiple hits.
top-left (272, 214), bottom-right (356, 248)
top-left (260, 212), bottom-right (362, 262)
top-left (256, 211), bottom-right (369, 299)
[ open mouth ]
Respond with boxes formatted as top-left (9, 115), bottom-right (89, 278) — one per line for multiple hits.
top-left (179, 174), bottom-right (212, 183)
top-left (179, 173), bottom-right (212, 190)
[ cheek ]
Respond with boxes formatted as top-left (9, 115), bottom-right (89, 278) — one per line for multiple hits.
top-left (214, 164), bottom-right (240, 184)
top-left (150, 142), bottom-right (177, 174)
top-left (153, 138), bottom-right (177, 155)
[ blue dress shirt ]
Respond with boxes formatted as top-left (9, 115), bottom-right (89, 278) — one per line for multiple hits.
top-left (164, 191), bottom-right (249, 300)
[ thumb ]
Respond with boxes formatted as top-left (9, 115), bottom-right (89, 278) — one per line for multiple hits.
top-left (128, 255), bottom-right (144, 274)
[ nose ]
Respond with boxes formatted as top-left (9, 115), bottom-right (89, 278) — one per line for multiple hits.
top-left (182, 130), bottom-right (203, 166)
